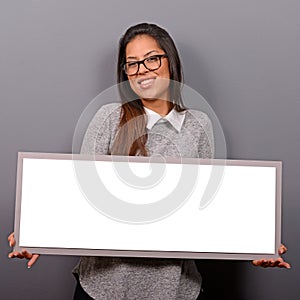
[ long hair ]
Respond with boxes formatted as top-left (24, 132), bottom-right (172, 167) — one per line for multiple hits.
top-left (111, 23), bottom-right (184, 156)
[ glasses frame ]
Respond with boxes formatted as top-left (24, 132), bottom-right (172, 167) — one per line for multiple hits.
top-left (123, 54), bottom-right (168, 76)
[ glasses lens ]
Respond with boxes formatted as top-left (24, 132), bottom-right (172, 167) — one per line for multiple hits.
top-left (144, 56), bottom-right (161, 71)
top-left (125, 62), bottom-right (138, 75)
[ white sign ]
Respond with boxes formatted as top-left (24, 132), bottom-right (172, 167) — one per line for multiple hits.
top-left (14, 152), bottom-right (281, 260)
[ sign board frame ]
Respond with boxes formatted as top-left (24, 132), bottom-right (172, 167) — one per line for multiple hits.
top-left (14, 152), bottom-right (282, 260)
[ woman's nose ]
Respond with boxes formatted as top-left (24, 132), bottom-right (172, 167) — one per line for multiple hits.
top-left (138, 62), bottom-right (148, 74)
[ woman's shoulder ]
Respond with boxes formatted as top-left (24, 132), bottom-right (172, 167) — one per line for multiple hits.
top-left (92, 102), bottom-right (122, 122)
top-left (96, 102), bottom-right (122, 114)
top-left (185, 109), bottom-right (212, 125)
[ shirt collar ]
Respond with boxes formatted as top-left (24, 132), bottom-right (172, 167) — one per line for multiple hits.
top-left (144, 106), bottom-right (186, 132)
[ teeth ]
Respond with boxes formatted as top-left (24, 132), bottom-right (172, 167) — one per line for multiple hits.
top-left (140, 78), bottom-right (154, 85)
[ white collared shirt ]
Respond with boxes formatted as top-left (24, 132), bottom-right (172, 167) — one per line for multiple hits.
top-left (144, 106), bottom-right (186, 132)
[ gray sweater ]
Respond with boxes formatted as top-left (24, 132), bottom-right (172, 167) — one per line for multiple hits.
top-left (74, 103), bottom-right (214, 300)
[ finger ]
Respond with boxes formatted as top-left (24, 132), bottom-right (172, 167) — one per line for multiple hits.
top-left (252, 259), bottom-right (267, 267)
top-left (7, 233), bottom-right (16, 247)
top-left (279, 244), bottom-right (288, 255)
top-left (8, 232), bottom-right (14, 240)
top-left (270, 258), bottom-right (283, 267)
top-left (8, 251), bottom-right (25, 259)
top-left (252, 259), bottom-right (262, 266)
top-left (21, 249), bottom-right (33, 260)
top-left (252, 260), bottom-right (260, 266)
top-left (261, 260), bottom-right (270, 268)
top-left (27, 254), bottom-right (40, 268)
top-left (278, 261), bottom-right (291, 269)
top-left (267, 259), bottom-right (276, 267)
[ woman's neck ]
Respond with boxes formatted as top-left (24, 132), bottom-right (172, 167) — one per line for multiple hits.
top-left (141, 99), bottom-right (171, 116)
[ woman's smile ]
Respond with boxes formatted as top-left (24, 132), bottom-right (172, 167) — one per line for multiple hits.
top-left (138, 77), bottom-right (156, 89)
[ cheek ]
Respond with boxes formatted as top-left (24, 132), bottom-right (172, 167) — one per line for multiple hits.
top-left (161, 63), bottom-right (171, 79)
top-left (128, 79), bottom-right (139, 95)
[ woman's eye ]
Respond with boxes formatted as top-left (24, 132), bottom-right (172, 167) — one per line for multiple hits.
top-left (127, 62), bottom-right (138, 68)
top-left (146, 56), bottom-right (159, 63)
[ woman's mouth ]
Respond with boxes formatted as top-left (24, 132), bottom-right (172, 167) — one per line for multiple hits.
top-left (138, 77), bottom-right (156, 89)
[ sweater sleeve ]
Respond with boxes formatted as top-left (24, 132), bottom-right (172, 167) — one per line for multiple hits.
top-left (80, 103), bottom-right (121, 155)
top-left (198, 112), bottom-right (215, 159)
top-left (187, 109), bottom-right (215, 159)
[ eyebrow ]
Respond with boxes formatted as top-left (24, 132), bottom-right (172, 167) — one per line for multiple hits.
top-left (126, 50), bottom-right (160, 60)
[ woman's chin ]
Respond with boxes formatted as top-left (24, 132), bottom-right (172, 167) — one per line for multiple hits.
top-left (136, 88), bottom-right (170, 102)
top-left (137, 90), bottom-right (160, 100)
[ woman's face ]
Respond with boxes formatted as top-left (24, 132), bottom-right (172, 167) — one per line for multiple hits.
top-left (125, 34), bottom-right (170, 102)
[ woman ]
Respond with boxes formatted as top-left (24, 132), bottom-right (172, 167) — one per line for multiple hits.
top-left (8, 23), bottom-right (290, 300)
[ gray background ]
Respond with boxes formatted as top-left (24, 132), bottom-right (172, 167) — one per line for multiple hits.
top-left (1, 0), bottom-right (299, 299)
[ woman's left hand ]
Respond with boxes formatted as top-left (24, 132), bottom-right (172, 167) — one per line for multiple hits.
top-left (252, 244), bottom-right (291, 268)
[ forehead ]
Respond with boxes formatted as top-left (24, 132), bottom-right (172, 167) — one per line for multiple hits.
top-left (126, 35), bottom-right (163, 58)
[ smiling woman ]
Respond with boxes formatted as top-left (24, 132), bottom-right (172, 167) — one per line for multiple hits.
top-left (112, 23), bottom-right (186, 157)
top-left (74, 23), bottom-right (209, 300)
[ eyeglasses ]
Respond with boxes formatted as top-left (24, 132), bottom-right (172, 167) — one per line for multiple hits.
top-left (123, 54), bottom-right (168, 76)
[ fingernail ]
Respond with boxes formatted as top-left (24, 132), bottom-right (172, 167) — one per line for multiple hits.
top-left (27, 265), bottom-right (31, 269)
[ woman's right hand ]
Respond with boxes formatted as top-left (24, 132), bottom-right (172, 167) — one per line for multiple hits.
top-left (7, 232), bottom-right (40, 268)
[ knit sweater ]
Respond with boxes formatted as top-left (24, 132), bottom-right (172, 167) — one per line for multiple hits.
top-left (73, 103), bottom-right (214, 300)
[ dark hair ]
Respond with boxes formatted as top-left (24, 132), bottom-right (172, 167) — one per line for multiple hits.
top-left (111, 23), bottom-right (184, 156)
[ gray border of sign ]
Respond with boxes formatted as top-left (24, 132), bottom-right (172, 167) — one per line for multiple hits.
top-left (14, 152), bottom-right (282, 260)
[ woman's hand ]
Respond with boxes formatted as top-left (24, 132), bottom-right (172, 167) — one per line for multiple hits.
top-left (7, 232), bottom-right (40, 268)
top-left (252, 244), bottom-right (291, 269)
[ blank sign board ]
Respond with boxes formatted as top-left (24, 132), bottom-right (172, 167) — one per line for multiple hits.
top-left (14, 152), bottom-right (282, 260)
